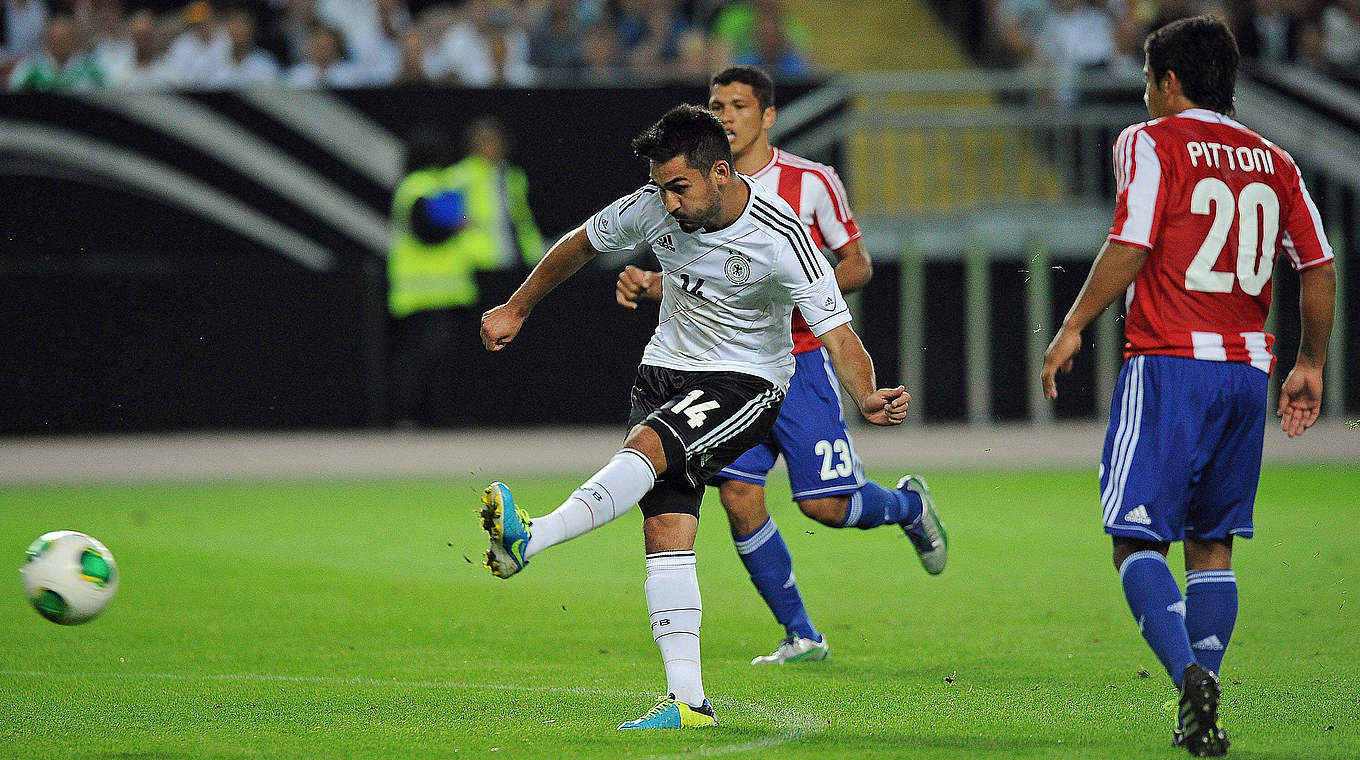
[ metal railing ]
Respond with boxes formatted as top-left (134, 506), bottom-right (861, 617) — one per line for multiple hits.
top-left (775, 69), bottom-right (1355, 424)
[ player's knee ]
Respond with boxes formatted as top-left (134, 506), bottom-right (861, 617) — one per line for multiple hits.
top-left (1184, 536), bottom-right (1233, 570)
top-left (643, 512), bottom-right (698, 553)
top-left (717, 479), bottom-right (770, 536)
top-left (798, 496), bottom-right (849, 527)
top-left (624, 423), bottom-right (668, 476)
top-left (719, 479), bottom-right (764, 509)
top-left (1111, 537), bottom-right (1169, 571)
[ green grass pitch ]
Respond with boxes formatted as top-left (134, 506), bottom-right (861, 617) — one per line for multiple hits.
top-left (2, 466), bottom-right (1355, 759)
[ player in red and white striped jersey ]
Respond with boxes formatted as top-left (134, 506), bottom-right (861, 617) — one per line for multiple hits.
top-left (1042, 16), bottom-right (1335, 757)
top-left (749, 146), bottom-right (863, 353)
top-left (617, 66), bottom-right (948, 668)
top-left (1106, 89), bottom-right (1333, 372)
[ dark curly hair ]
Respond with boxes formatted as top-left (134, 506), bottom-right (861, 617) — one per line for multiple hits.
top-left (1145, 15), bottom-right (1240, 116)
top-left (630, 104), bottom-right (733, 174)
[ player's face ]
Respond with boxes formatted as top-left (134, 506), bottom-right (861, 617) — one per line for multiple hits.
top-left (709, 82), bottom-right (774, 161)
top-left (650, 155), bottom-right (725, 233)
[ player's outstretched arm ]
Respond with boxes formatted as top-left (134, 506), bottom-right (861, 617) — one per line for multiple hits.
top-left (1042, 240), bottom-right (1148, 399)
top-left (615, 265), bottom-right (663, 308)
top-left (1278, 261), bottom-right (1336, 437)
top-left (481, 225), bottom-right (601, 351)
top-left (818, 323), bottom-right (909, 426)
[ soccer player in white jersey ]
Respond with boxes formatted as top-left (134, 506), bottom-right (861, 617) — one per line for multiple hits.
top-left (617, 65), bottom-right (948, 666)
top-left (478, 104), bottom-right (912, 730)
top-left (1042, 16), bottom-right (1334, 757)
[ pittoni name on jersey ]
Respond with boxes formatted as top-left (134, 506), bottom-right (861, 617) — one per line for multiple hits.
top-left (1185, 142), bottom-right (1276, 175)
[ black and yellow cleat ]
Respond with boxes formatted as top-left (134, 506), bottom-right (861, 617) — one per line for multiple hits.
top-left (1178, 663), bottom-right (1229, 757)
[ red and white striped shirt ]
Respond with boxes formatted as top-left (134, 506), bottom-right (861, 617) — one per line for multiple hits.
top-left (751, 148), bottom-right (862, 354)
top-left (1109, 108), bottom-right (1333, 373)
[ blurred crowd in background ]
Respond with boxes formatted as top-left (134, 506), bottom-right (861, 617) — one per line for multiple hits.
top-left (988, 0), bottom-right (1360, 93)
top-left (0, 0), bottom-right (814, 90)
top-left (2, 0), bottom-right (1356, 91)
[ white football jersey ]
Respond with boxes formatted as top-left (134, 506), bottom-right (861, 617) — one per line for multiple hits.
top-left (586, 175), bottom-right (851, 388)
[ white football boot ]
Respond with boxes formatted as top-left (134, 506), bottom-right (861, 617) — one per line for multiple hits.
top-left (750, 635), bottom-right (830, 665)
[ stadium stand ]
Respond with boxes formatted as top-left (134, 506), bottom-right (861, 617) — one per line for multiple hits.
top-left (3, 0), bottom-right (818, 90)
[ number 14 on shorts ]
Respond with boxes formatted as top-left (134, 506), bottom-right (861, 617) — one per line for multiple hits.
top-left (672, 390), bottom-right (721, 428)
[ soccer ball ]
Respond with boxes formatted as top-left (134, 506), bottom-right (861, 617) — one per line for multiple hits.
top-left (20, 530), bottom-right (119, 625)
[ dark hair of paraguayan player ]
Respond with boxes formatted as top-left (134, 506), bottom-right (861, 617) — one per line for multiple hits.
top-left (1144, 15), bottom-right (1240, 117)
top-left (711, 64), bottom-right (776, 112)
top-left (631, 104), bottom-right (734, 175)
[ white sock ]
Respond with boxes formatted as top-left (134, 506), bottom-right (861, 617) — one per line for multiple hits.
top-left (524, 448), bottom-right (656, 559)
top-left (645, 550), bottom-right (704, 707)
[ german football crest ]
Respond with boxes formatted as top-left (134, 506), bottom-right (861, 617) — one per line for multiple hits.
top-left (724, 252), bottom-right (750, 284)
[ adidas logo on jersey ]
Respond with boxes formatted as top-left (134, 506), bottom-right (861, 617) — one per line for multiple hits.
top-left (655, 234), bottom-right (676, 252)
top-left (1123, 505), bottom-right (1152, 525)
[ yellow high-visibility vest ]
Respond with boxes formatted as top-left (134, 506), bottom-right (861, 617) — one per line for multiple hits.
top-left (387, 167), bottom-right (480, 318)
top-left (447, 156), bottom-right (544, 270)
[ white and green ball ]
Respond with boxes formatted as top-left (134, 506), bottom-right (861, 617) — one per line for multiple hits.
top-left (20, 530), bottom-right (118, 625)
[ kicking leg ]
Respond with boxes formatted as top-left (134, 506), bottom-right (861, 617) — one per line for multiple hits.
top-left (480, 425), bottom-right (665, 578)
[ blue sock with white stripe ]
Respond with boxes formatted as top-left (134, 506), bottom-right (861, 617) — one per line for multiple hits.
top-left (1119, 550), bottom-right (1197, 688)
top-left (841, 481), bottom-right (921, 529)
top-left (1185, 569), bottom-right (1237, 675)
top-left (734, 517), bottom-right (820, 642)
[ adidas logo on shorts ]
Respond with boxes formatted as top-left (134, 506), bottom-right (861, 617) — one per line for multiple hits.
top-left (1123, 505), bottom-right (1152, 525)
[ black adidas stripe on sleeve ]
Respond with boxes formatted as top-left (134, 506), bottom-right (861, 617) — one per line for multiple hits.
top-left (751, 204), bottom-right (824, 283)
top-left (751, 198), bottom-right (826, 281)
top-left (619, 184), bottom-right (659, 213)
top-left (752, 207), bottom-right (815, 283)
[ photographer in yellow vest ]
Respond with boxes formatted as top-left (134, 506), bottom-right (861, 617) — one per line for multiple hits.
top-left (387, 126), bottom-right (477, 428)
top-left (448, 114), bottom-right (545, 272)
top-left (386, 117), bottom-right (544, 427)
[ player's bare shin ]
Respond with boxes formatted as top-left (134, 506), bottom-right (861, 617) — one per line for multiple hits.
top-left (717, 479), bottom-right (770, 536)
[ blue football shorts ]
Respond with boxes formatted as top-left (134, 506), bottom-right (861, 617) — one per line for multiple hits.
top-left (715, 348), bottom-right (867, 501)
top-left (1100, 354), bottom-right (1268, 542)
